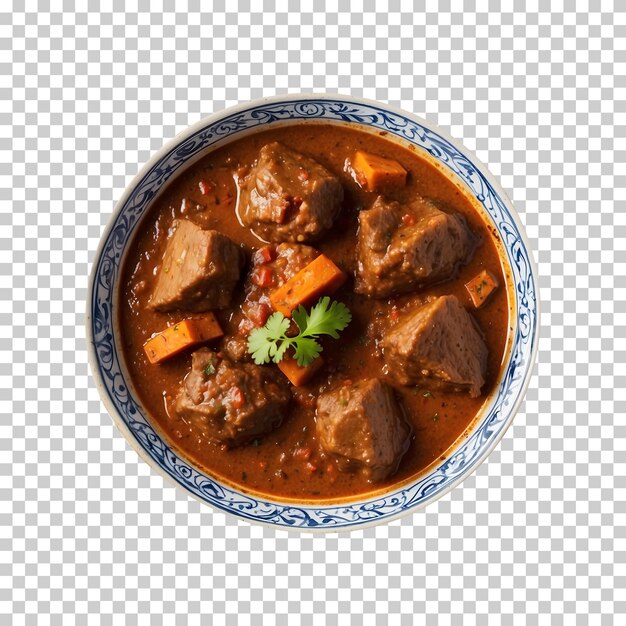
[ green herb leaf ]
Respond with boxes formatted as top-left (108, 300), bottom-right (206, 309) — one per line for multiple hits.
top-left (297, 296), bottom-right (352, 339)
top-left (204, 363), bottom-right (215, 376)
top-left (264, 311), bottom-right (291, 339)
top-left (247, 327), bottom-right (274, 364)
top-left (246, 297), bottom-right (352, 368)
top-left (293, 336), bottom-right (322, 367)
top-left (273, 340), bottom-right (290, 363)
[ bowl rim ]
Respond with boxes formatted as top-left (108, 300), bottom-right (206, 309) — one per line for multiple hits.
top-left (87, 92), bottom-right (539, 532)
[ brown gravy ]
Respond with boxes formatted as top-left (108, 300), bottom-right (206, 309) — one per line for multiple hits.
top-left (119, 124), bottom-right (510, 501)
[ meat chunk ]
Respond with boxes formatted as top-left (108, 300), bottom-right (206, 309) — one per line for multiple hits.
top-left (173, 348), bottom-right (291, 446)
top-left (381, 295), bottom-right (488, 397)
top-left (355, 196), bottom-right (475, 298)
top-left (246, 242), bottom-right (319, 291)
top-left (239, 142), bottom-right (343, 242)
top-left (149, 219), bottom-right (243, 312)
top-left (221, 335), bottom-right (250, 362)
top-left (220, 243), bottom-right (320, 360)
top-left (316, 378), bottom-right (411, 482)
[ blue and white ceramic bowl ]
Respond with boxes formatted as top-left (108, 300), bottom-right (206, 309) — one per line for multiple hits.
top-left (87, 94), bottom-right (538, 530)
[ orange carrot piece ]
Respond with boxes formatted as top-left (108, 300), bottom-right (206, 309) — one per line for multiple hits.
top-left (192, 314), bottom-right (224, 342)
top-left (277, 354), bottom-right (324, 387)
top-left (269, 254), bottom-right (346, 316)
top-left (350, 150), bottom-right (407, 191)
top-left (465, 269), bottom-right (499, 308)
top-left (143, 314), bottom-right (223, 364)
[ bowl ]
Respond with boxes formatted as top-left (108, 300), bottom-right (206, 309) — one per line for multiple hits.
top-left (87, 94), bottom-right (538, 530)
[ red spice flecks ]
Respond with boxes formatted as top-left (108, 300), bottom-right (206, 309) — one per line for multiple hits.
top-left (230, 387), bottom-right (245, 409)
top-left (293, 447), bottom-right (312, 461)
top-left (198, 179), bottom-right (215, 196)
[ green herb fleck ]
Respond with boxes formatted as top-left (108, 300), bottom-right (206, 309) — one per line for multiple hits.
top-left (173, 325), bottom-right (179, 331)
top-left (204, 363), bottom-right (215, 376)
top-left (476, 279), bottom-right (487, 296)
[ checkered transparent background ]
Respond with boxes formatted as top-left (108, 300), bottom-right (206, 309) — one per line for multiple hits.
top-left (1, 1), bottom-right (624, 623)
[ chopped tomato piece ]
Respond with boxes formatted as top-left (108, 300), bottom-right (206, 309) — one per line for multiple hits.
top-left (230, 387), bottom-right (245, 409)
top-left (251, 265), bottom-right (273, 287)
top-left (247, 302), bottom-right (272, 327)
top-left (305, 462), bottom-right (317, 473)
top-left (253, 245), bottom-right (275, 265)
top-left (198, 179), bottom-right (214, 195)
top-left (401, 213), bottom-right (416, 226)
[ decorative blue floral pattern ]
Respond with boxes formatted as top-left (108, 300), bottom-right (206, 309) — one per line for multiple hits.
top-left (89, 97), bottom-right (537, 529)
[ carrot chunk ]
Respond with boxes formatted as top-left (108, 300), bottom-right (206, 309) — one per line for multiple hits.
top-left (465, 269), bottom-right (499, 308)
top-left (350, 150), bottom-right (407, 192)
top-left (269, 254), bottom-right (346, 316)
top-left (143, 314), bottom-right (223, 364)
top-left (277, 354), bottom-right (324, 387)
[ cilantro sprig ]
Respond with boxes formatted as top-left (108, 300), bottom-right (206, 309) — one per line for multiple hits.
top-left (247, 296), bottom-right (352, 367)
